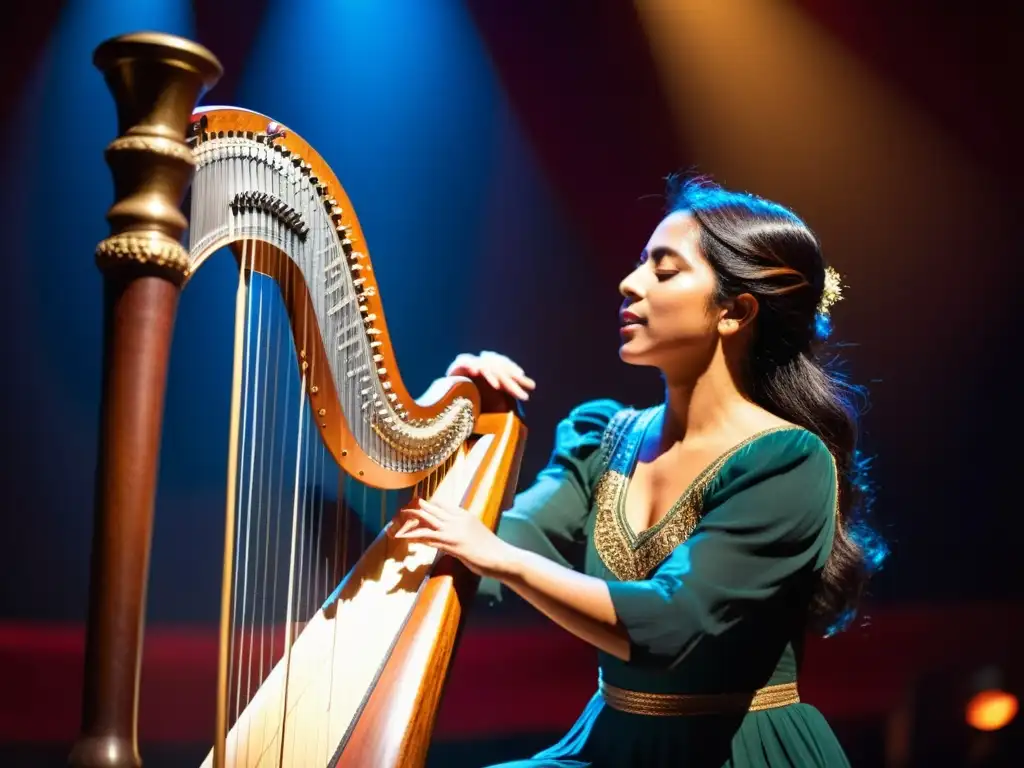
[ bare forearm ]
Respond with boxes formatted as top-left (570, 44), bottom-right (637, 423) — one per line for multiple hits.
top-left (500, 545), bottom-right (630, 661)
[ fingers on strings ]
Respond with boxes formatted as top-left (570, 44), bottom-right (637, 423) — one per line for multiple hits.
top-left (390, 497), bottom-right (447, 539)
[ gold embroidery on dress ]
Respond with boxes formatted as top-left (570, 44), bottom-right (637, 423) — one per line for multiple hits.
top-left (592, 470), bottom-right (633, 580)
top-left (593, 412), bottom-right (800, 582)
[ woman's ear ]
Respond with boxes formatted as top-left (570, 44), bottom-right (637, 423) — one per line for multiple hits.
top-left (717, 293), bottom-right (759, 337)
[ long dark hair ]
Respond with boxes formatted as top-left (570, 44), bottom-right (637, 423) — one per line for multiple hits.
top-left (668, 174), bottom-right (887, 635)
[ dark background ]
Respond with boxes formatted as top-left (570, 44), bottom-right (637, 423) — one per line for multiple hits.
top-left (1, 1), bottom-right (1021, 765)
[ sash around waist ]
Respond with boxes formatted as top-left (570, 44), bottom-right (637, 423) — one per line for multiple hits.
top-left (598, 678), bottom-right (800, 717)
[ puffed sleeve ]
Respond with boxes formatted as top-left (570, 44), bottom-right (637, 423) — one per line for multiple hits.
top-left (478, 398), bottom-right (623, 602)
top-left (605, 429), bottom-right (837, 667)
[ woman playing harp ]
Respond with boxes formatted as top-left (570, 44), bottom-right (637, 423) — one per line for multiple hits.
top-left (392, 176), bottom-right (888, 768)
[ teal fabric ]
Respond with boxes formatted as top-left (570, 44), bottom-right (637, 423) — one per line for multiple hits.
top-left (480, 400), bottom-right (850, 768)
top-left (477, 399), bottom-right (622, 603)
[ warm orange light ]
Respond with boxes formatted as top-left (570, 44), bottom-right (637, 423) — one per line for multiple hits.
top-left (966, 690), bottom-right (1019, 732)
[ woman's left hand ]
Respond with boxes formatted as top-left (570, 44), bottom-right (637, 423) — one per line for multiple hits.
top-left (390, 497), bottom-right (516, 580)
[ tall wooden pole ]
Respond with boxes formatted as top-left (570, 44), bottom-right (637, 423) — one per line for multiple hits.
top-left (68, 32), bottom-right (221, 768)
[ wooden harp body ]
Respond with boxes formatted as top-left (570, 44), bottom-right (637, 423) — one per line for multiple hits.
top-left (71, 32), bottom-right (526, 768)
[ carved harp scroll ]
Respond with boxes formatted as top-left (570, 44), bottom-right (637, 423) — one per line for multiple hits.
top-left (70, 31), bottom-right (526, 768)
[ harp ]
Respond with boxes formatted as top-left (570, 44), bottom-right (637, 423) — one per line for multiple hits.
top-left (69, 32), bottom-right (526, 768)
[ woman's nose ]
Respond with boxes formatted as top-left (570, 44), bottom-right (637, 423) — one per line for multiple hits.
top-left (619, 266), bottom-right (644, 300)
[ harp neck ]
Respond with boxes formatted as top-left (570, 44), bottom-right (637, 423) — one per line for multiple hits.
top-left (185, 107), bottom-right (479, 489)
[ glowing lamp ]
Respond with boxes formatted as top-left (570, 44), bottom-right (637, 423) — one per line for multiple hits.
top-left (966, 689), bottom-right (1019, 732)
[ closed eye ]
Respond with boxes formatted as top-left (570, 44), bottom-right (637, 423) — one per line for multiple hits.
top-left (637, 248), bottom-right (684, 279)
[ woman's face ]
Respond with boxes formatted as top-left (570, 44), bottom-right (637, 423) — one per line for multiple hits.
top-left (617, 210), bottom-right (723, 369)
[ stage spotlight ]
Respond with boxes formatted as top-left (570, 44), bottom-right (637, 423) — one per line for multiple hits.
top-left (888, 664), bottom-right (1020, 767)
top-left (966, 689), bottom-right (1018, 732)
top-left (966, 667), bottom-right (1019, 733)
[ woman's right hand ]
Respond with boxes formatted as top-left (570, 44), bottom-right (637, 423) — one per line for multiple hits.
top-left (446, 350), bottom-right (536, 402)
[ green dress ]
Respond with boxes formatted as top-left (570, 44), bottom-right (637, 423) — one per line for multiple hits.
top-left (479, 399), bottom-right (850, 768)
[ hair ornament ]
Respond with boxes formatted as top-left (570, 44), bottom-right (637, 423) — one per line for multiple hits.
top-left (818, 266), bottom-right (845, 316)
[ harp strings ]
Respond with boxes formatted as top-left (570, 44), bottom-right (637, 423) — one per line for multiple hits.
top-left (212, 220), bottom-right (466, 768)
top-left (217, 237), bottom-right (402, 765)
top-left (181, 121), bottom-right (506, 768)
top-left (234, 237), bottom-right (260, 736)
top-left (213, 230), bottom-right (253, 768)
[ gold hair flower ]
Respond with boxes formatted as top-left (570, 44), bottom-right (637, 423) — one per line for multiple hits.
top-left (818, 266), bottom-right (845, 315)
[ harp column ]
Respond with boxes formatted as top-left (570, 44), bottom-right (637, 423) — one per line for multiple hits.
top-left (69, 33), bottom-right (222, 768)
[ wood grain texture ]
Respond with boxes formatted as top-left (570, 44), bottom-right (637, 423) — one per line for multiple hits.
top-left (334, 411), bottom-right (527, 768)
top-left (70, 275), bottom-right (182, 768)
top-left (187, 416), bottom-right (525, 767)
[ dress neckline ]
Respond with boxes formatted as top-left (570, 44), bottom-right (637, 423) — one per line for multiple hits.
top-left (614, 407), bottom-right (802, 548)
